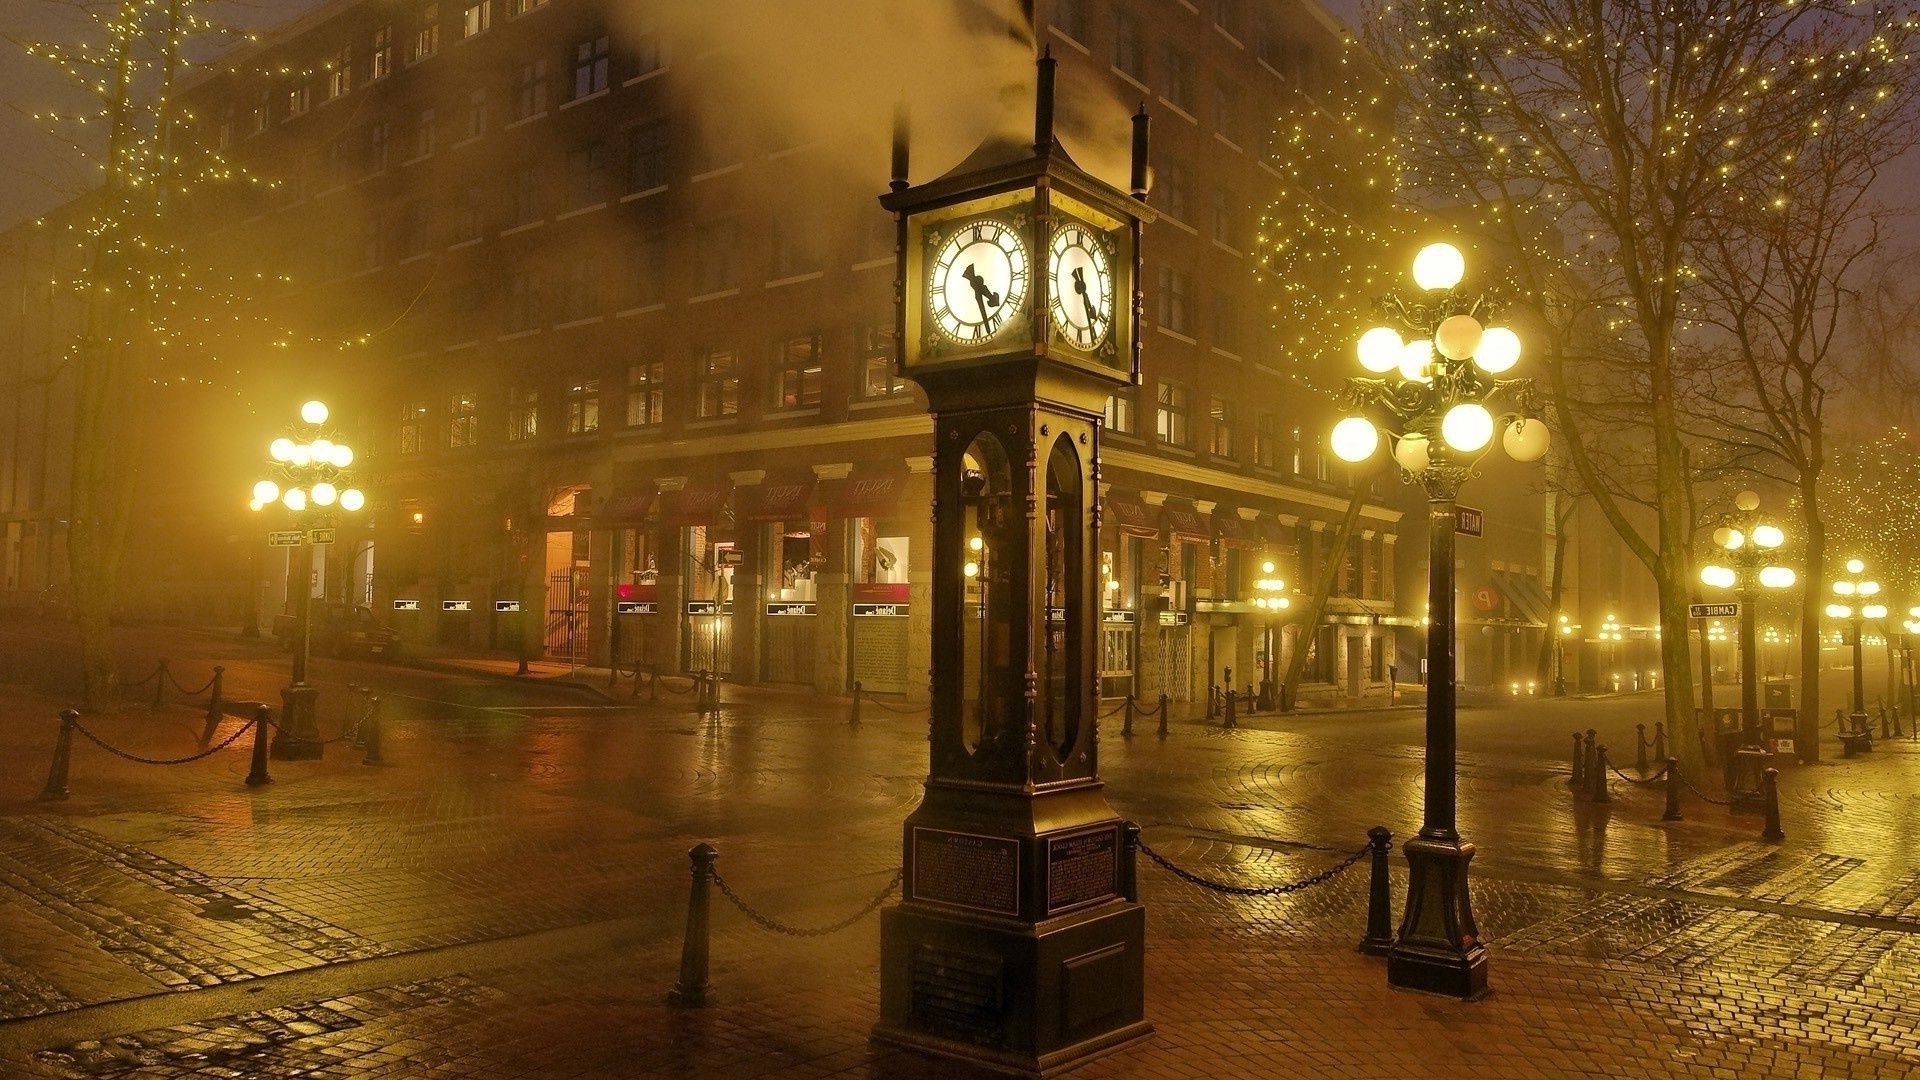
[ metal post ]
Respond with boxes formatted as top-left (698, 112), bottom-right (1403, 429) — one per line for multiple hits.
top-left (852, 681), bottom-right (863, 729)
top-left (38, 709), bottom-right (75, 802)
top-left (1223, 688), bottom-right (1237, 729)
top-left (1662, 758), bottom-right (1682, 820)
top-left (1122, 694), bottom-right (1134, 738)
top-left (1583, 729), bottom-right (1597, 786)
top-left (1360, 826), bottom-right (1394, 956)
top-left (153, 659), bottom-right (169, 711)
top-left (1850, 614), bottom-right (1868, 733)
top-left (1654, 721), bottom-right (1667, 763)
top-left (1880, 706), bottom-right (1890, 741)
top-left (1895, 705), bottom-right (1905, 739)
top-left (1207, 684), bottom-right (1217, 722)
top-left (1760, 768), bottom-right (1784, 842)
top-left (246, 705), bottom-right (273, 787)
top-left (1635, 723), bottom-right (1648, 773)
top-left (206, 667), bottom-right (224, 727)
top-left (1119, 821), bottom-right (1141, 903)
top-left (1739, 581), bottom-right (1759, 745)
top-left (649, 670), bottom-right (659, 703)
top-left (1591, 745), bottom-right (1611, 804)
top-left (1569, 732), bottom-right (1584, 791)
top-left (362, 696), bottom-right (384, 766)
top-left (1699, 624), bottom-right (1715, 720)
top-left (1156, 693), bottom-right (1169, 739)
top-left (667, 843), bottom-right (718, 1007)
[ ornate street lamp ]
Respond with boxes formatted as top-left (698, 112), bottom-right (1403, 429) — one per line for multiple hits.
top-left (1901, 607), bottom-right (1920, 721)
top-left (1698, 490), bottom-right (1796, 760)
top-left (1252, 561), bottom-right (1290, 709)
top-left (250, 400), bottom-right (364, 759)
top-left (1554, 614), bottom-right (1575, 695)
top-left (1330, 241), bottom-right (1547, 1000)
top-left (1826, 558), bottom-right (1884, 734)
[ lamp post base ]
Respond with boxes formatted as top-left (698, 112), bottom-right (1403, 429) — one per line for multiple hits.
top-left (1388, 834), bottom-right (1488, 1000)
top-left (272, 685), bottom-right (324, 760)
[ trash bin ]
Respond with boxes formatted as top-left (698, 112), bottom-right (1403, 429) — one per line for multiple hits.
top-left (1764, 680), bottom-right (1793, 711)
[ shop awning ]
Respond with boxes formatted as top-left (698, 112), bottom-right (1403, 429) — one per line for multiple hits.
top-left (1164, 506), bottom-right (1209, 541)
top-left (1214, 513), bottom-right (1260, 548)
top-left (1258, 517), bottom-right (1294, 547)
top-left (661, 487), bottom-right (730, 526)
top-left (1105, 496), bottom-right (1159, 538)
top-left (597, 485), bottom-right (655, 524)
top-left (741, 477), bottom-right (818, 522)
top-left (833, 469), bottom-right (908, 517)
top-left (1492, 570), bottom-right (1552, 626)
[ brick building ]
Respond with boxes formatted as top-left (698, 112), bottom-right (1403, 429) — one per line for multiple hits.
top-left (1, 0), bottom-right (1442, 705)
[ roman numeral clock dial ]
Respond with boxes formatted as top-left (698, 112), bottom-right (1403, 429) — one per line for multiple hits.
top-left (929, 220), bottom-right (1029, 345)
top-left (1048, 223), bottom-right (1114, 352)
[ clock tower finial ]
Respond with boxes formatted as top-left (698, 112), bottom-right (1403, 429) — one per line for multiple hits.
top-left (1035, 47), bottom-right (1057, 156)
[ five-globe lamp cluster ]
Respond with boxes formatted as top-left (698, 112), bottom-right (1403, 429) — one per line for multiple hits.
top-left (250, 401), bottom-right (365, 517)
top-left (1826, 558), bottom-right (1886, 623)
top-left (1699, 491), bottom-right (1797, 595)
top-left (1330, 243), bottom-right (1549, 481)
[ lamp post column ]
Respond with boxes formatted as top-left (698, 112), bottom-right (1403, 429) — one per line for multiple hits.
top-left (1851, 613), bottom-right (1868, 725)
top-left (273, 535), bottom-right (323, 760)
top-left (1388, 471), bottom-right (1486, 999)
top-left (1739, 583), bottom-right (1759, 744)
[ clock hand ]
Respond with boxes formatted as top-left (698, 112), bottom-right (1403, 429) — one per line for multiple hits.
top-left (962, 263), bottom-right (1001, 323)
top-left (1071, 265), bottom-right (1094, 325)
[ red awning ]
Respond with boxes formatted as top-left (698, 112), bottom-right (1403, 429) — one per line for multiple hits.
top-left (1215, 513), bottom-right (1260, 548)
top-left (597, 485), bottom-right (655, 524)
top-left (742, 478), bottom-right (818, 522)
top-left (832, 469), bottom-right (908, 517)
top-left (1105, 496), bottom-right (1158, 538)
top-left (661, 487), bottom-right (729, 526)
top-left (1258, 517), bottom-right (1293, 547)
top-left (1164, 506), bottom-right (1209, 541)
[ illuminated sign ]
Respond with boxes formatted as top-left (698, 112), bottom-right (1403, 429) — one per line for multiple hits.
top-left (1103, 609), bottom-right (1136, 624)
top-left (494, 600), bottom-right (521, 612)
top-left (392, 599), bottom-right (422, 611)
top-left (764, 602), bottom-right (817, 616)
top-left (268, 530), bottom-right (304, 547)
top-left (442, 599), bottom-right (472, 612)
top-left (308, 528), bottom-right (336, 545)
top-left (854, 603), bottom-right (909, 618)
top-left (1690, 603), bottom-right (1740, 619)
top-left (617, 601), bottom-right (657, 615)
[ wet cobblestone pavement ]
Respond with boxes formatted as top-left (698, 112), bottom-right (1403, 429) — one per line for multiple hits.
top-left (3, 622), bottom-right (1920, 1075)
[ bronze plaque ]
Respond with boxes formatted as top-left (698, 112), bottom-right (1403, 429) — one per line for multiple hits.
top-left (1046, 828), bottom-right (1118, 914)
top-left (912, 828), bottom-right (1020, 915)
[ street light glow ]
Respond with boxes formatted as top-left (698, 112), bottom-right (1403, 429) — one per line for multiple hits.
top-left (1752, 524), bottom-right (1785, 549)
top-left (311, 482), bottom-right (337, 506)
top-left (1411, 242), bottom-right (1466, 291)
top-left (1473, 327), bottom-right (1521, 374)
top-left (282, 487), bottom-right (307, 511)
top-left (340, 488), bottom-right (365, 512)
top-left (1502, 418), bottom-right (1550, 461)
top-left (1433, 314), bottom-right (1483, 361)
top-left (253, 479), bottom-right (279, 504)
top-left (301, 400), bottom-right (329, 424)
top-left (1357, 326), bottom-right (1403, 372)
top-left (1441, 403), bottom-right (1494, 452)
top-left (1331, 416), bottom-right (1380, 462)
top-left (1392, 432), bottom-right (1431, 473)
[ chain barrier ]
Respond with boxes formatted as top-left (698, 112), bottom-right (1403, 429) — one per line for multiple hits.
top-left (658, 675), bottom-right (701, 695)
top-left (1097, 698), bottom-right (1130, 719)
top-left (1134, 697), bottom-right (1166, 717)
top-left (71, 716), bottom-right (258, 766)
top-left (1609, 762), bottom-right (1670, 786)
top-left (1676, 769), bottom-right (1733, 806)
top-left (166, 669), bottom-right (219, 697)
top-left (1135, 836), bottom-right (1369, 898)
top-left (711, 868), bottom-right (903, 937)
top-left (862, 692), bottom-right (929, 715)
top-left (122, 664), bottom-right (165, 689)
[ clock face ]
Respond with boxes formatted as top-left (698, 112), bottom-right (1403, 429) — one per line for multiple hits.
top-left (1048, 223), bottom-right (1114, 350)
top-left (929, 219), bottom-right (1029, 346)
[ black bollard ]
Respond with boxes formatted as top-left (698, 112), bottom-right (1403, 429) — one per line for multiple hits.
top-left (1122, 694), bottom-right (1134, 739)
top-left (1654, 721), bottom-right (1668, 764)
top-left (668, 843), bottom-right (718, 1007)
top-left (1359, 825), bottom-right (1394, 956)
top-left (1760, 767), bottom-right (1784, 842)
top-left (1207, 684), bottom-right (1218, 722)
top-left (1881, 707), bottom-right (1891, 741)
top-left (1583, 729), bottom-right (1598, 789)
top-left (1591, 745), bottom-right (1612, 804)
top-left (1223, 688), bottom-right (1237, 729)
top-left (152, 659), bottom-right (169, 711)
top-left (1157, 693), bottom-right (1169, 739)
top-left (38, 709), bottom-right (75, 802)
top-left (1662, 758), bottom-right (1683, 821)
top-left (851, 680), bottom-right (863, 729)
top-left (1635, 723), bottom-right (1649, 773)
top-left (245, 705), bottom-right (273, 787)
top-left (1895, 705), bottom-right (1905, 739)
top-left (206, 666), bottom-right (225, 727)
top-left (362, 697), bottom-right (385, 766)
top-left (649, 670), bottom-right (659, 703)
top-left (1570, 732), bottom-right (1585, 792)
top-left (1119, 821), bottom-right (1141, 903)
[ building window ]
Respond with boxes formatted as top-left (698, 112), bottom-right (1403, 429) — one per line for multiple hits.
top-left (400, 401), bottom-right (428, 454)
top-left (512, 163), bottom-right (541, 223)
top-left (626, 120), bottom-right (669, 191)
top-left (573, 35), bottom-right (610, 98)
top-left (564, 379), bottom-right (600, 434)
top-left (1208, 397), bottom-right (1235, 458)
top-left (464, 89), bottom-right (486, 139)
top-left (1114, 8), bottom-right (1146, 81)
top-left (623, 233), bottom-right (665, 309)
top-left (1157, 161), bottom-right (1189, 222)
top-left (1213, 78), bottom-right (1242, 146)
top-left (454, 185), bottom-right (485, 243)
top-left (1105, 391), bottom-right (1135, 435)
top-left (507, 387), bottom-right (538, 441)
top-left (774, 334), bottom-right (824, 410)
top-left (858, 320), bottom-right (902, 398)
top-left (1162, 45), bottom-right (1193, 111)
top-left (412, 108), bottom-right (436, 158)
top-left (632, 17), bottom-right (665, 75)
top-left (507, 269), bottom-right (541, 331)
top-left (697, 349), bottom-right (739, 418)
top-left (1055, 0), bottom-right (1090, 42)
top-left (1156, 382), bottom-right (1190, 448)
top-left (1254, 413), bottom-right (1277, 468)
top-left (1215, 0), bottom-right (1243, 37)
top-left (1289, 426), bottom-right (1303, 474)
top-left (516, 59), bottom-right (548, 119)
top-left (461, 0), bottom-right (490, 38)
top-left (371, 27), bottom-right (394, 80)
top-left (1314, 433), bottom-right (1330, 481)
top-left (285, 83), bottom-right (310, 118)
top-left (769, 215), bottom-right (820, 279)
top-left (560, 256), bottom-right (601, 322)
top-left (513, 0), bottom-right (547, 14)
top-left (694, 219), bottom-right (737, 294)
top-left (1157, 266), bottom-right (1191, 335)
top-left (412, 4), bottom-right (439, 61)
top-left (327, 47), bottom-right (352, 99)
top-left (1210, 188), bottom-right (1239, 248)
top-left (566, 142), bottom-right (607, 208)
top-left (626, 362), bottom-right (664, 426)
top-left (447, 392), bottom-right (477, 447)
top-left (250, 93), bottom-right (269, 135)
top-left (1211, 289), bottom-right (1240, 352)
top-left (396, 200), bottom-right (428, 259)
top-left (366, 120), bottom-right (389, 171)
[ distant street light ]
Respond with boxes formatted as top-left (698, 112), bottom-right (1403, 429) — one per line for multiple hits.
top-left (250, 400), bottom-right (365, 759)
top-left (1698, 491), bottom-right (1796, 750)
top-left (1555, 613), bottom-right (1575, 695)
top-left (1330, 241), bottom-right (1547, 1000)
top-left (1826, 557), bottom-right (1884, 733)
top-left (1251, 560), bottom-right (1290, 709)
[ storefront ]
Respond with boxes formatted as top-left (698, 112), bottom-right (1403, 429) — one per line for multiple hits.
top-left (1101, 494), bottom-right (1157, 698)
top-left (841, 468), bottom-right (912, 695)
top-left (746, 476), bottom-right (821, 685)
top-left (598, 484), bottom-right (659, 670)
top-left (668, 486), bottom-right (733, 676)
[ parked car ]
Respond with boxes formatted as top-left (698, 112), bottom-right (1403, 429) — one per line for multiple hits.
top-left (273, 602), bottom-right (402, 661)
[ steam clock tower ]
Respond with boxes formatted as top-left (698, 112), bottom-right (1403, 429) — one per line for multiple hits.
top-left (871, 55), bottom-right (1155, 1076)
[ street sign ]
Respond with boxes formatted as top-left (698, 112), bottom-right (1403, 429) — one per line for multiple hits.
top-left (853, 603), bottom-right (907, 618)
top-left (764, 602), bottom-right (816, 616)
top-left (616, 601), bottom-right (657, 615)
top-left (494, 600), bottom-right (521, 612)
top-left (1456, 506), bottom-right (1485, 538)
top-left (442, 599), bottom-right (472, 612)
top-left (268, 530), bottom-right (304, 547)
top-left (392, 599), bottom-right (421, 611)
top-left (308, 528), bottom-right (336, 545)
top-left (1690, 602), bottom-right (1740, 619)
